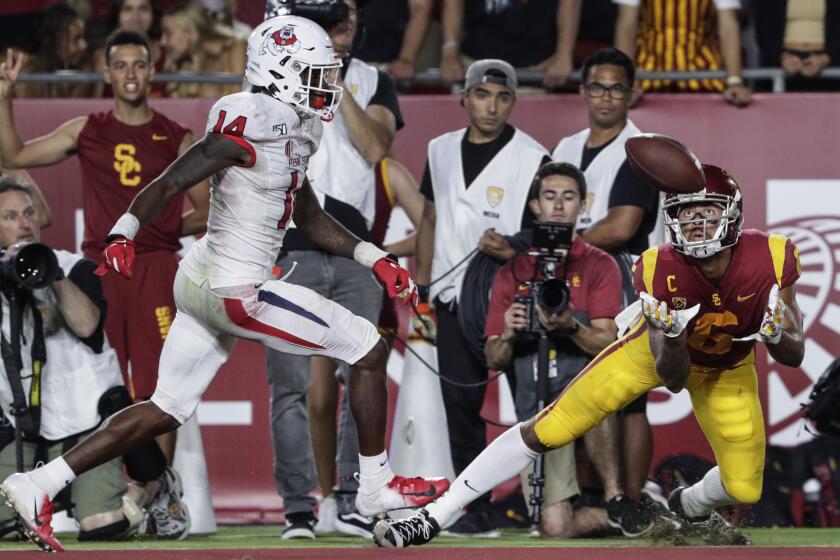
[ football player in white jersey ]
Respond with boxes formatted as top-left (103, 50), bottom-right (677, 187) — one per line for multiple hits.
top-left (0, 15), bottom-right (449, 553)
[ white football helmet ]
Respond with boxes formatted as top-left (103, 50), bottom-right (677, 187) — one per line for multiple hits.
top-left (246, 15), bottom-right (343, 120)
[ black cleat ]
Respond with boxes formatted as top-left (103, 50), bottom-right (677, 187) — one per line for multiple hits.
top-left (607, 493), bottom-right (654, 537)
top-left (373, 509), bottom-right (440, 548)
top-left (668, 487), bottom-right (751, 546)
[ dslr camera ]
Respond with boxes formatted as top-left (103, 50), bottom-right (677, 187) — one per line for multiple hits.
top-left (0, 241), bottom-right (59, 290)
top-left (266, 0), bottom-right (350, 29)
top-left (514, 222), bottom-right (573, 335)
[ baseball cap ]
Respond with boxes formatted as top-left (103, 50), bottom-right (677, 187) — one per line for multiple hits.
top-left (464, 59), bottom-right (517, 93)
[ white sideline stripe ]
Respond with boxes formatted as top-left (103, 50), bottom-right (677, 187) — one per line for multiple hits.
top-left (197, 401), bottom-right (253, 425)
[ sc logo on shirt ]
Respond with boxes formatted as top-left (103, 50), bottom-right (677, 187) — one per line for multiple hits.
top-left (114, 144), bottom-right (142, 187)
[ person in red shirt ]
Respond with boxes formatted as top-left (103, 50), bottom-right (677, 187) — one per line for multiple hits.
top-left (374, 164), bottom-right (805, 548)
top-left (483, 161), bottom-right (650, 538)
top-left (0, 30), bottom-right (209, 539)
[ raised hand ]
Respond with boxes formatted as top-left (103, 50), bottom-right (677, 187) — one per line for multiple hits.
top-left (0, 49), bottom-right (26, 99)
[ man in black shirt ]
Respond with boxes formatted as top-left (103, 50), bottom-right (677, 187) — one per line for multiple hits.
top-left (551, 47), bottom-right (658, 512)
top-left (414, 59), bottom-right (549, 536)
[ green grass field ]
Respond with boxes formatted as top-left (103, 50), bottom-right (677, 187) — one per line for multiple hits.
top-left (1, 526), bottom-right (840, 552)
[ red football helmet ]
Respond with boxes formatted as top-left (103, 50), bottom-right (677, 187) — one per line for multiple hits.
top-left (662, 164), bottom-right (743, 258)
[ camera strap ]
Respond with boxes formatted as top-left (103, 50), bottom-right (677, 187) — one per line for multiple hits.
top-left (0, 287), bottom-right (47, 440)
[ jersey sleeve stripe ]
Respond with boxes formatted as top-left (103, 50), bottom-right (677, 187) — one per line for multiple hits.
top-left (642, 246), bottom-right (659, 294)
top-left (768, 234), bottom-right (788, 286)
top-left (221, 133), bottom-right (257, 168)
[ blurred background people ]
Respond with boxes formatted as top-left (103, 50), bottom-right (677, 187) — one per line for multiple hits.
top-left (613, 0), bottom-right (752, 106)
top-left (160, 0), bottom-right (246, 98)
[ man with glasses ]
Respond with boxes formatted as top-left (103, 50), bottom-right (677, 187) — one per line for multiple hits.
top-left (551, 47), bottom-right (661, 528)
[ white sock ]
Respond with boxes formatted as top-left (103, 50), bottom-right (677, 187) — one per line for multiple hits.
top-left (29, 457), bottom-right (76, 500)
top-left (426, 424), bottom-right (538, 526)
top-left (357, 450), bottom-right (394, 492)
top-left (681, 466), bottom-right (735, 518)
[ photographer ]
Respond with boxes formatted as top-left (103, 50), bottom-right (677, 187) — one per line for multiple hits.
top-left (0, 178), bottom-right (141, 541)
top-left (484, 162), bottom-right (651, 538)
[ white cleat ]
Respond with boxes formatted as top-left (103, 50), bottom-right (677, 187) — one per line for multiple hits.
top-left (0, 472), bottom-right (64, 552)
top-left (355, 475), bottom-right (449, 517)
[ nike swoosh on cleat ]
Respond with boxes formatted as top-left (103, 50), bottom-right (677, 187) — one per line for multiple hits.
top-left (403, 486), bottom-right (437, 497)
top-left (32, 498), bottom-right (42, 526)
top-left (464, 480), bottom-right (479, 493)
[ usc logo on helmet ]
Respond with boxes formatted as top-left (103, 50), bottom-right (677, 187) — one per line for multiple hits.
top-left (113, 144), bottom-right (142, 187)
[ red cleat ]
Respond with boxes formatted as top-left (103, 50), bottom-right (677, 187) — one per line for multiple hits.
top-left (356, 475), bottom-right (450, 516)
top-left (0, 473), bottom-right (64, 552)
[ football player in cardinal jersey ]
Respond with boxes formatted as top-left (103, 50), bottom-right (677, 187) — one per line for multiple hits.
top-left (374, 164), bottom-right (805, 548)
top-left (0, 16), bottom-right (448, 553)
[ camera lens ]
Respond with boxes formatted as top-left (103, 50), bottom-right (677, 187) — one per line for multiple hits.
top-left (537, 279), bottom-right (569, 315)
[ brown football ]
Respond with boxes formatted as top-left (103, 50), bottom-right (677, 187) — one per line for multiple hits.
top-left (625, 134), bottom-right (706, 193)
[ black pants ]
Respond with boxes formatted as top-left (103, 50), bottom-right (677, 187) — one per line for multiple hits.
top-left (436, 299), bottom-right (492, 512)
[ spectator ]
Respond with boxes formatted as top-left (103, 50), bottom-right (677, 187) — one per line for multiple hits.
top-left (0, 31), bottom-right (211, 539)
top-left (312, 157), bottom-right (425, 534)
top-left (484, 162), bottom-right (652, 538)
top-left (413, 58), bottom-right (549, 536)
top-left (614, 0), bottom-right (752, 107)
top-left (0, 168), bottom-right (52, 229)
top-left (14, 4), bottom-right (93, 98)
top-left (199, 0), bottom-right (253, 38)
top-left (552, 47), bottom-right (659, 510)
top-left (0, 178), bottom-right (152, 542)
top-left (0, 1), bottom-right (59, 54)
top-left (160, 1), bottom-right (246, 98)
top-left (93, 0), bottom-right (167, 98)
top-left (440, 0), bottom-right (582, 89)
top-left (754, 0), bottom-right (840, 85)
top-left (262, 0), bottom-right (405, 540)
top-left (353, 0), bottom-right (434, 83)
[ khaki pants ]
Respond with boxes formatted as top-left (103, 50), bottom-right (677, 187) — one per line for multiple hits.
top-left (520, 442), bottom-right (579, 509)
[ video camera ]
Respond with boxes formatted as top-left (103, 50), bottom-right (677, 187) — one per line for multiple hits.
top-left (0, 242), bottom-right (59, 290)
top-left (514, 222), bottom-right (574, 335)
top-left (266, 0), bottom-right (350, 30)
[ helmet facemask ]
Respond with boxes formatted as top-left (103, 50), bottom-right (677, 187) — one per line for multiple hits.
top-left (663, 192), bottom-right (742, 259)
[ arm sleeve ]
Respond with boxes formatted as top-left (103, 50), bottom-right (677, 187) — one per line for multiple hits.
top-left (586, 253), bottom-right (623, 319)
top-left (67, 260), bottom-right (106, 353)
top-left (420, 160), bottom-right (434, 201)
top-left (608, 160), bottom-right (659, 211)
top-left (484, 265), bottom-right (516, 338)
top-left (370, 70), bottom-right (405, 131)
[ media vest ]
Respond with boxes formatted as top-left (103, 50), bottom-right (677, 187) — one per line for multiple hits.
top-left (552, 120), bottom-right (665, 249)
top-left (0, 251), bottom-right (123, 441)
top-left (428, 128), bottom-right (548, 303)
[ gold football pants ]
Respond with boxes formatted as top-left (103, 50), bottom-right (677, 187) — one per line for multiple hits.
top-left (533, 322), bottom-right (765, 504)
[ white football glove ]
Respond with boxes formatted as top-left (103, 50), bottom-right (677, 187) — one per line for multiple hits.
top-left (759, 284), bottom-right (785, 345)
top-left (640, 292), bottom-right (700, 338)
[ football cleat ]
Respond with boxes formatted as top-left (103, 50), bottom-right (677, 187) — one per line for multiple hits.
top-left (606, 493), bottom-right (654, 538)
top-left (356, 475), bottom-right (449, 516)
top-left (373, 509), bottom-right (440, 548)
top-left (668, 487), bottom-right (751, 545)
top-left (0, 473), bottom-right (64, 552)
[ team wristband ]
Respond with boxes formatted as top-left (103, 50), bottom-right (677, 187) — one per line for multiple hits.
top-left (353, 241), bottom-right (388, 269)
top-left (108, 213), bottom-right (140, 241)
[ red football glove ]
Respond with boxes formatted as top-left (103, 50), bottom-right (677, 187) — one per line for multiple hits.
top-left (372, 257), bottom-right (418, 306)
top-left (94, 236), bottom-right (136, 279)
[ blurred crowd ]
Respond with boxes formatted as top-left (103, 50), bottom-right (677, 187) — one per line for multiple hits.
top-left (0, 0), bottom-right (837, 101)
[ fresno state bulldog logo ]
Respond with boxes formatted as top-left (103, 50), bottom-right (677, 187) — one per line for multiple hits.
top-left (261, 24), bottom-right (302, 56)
